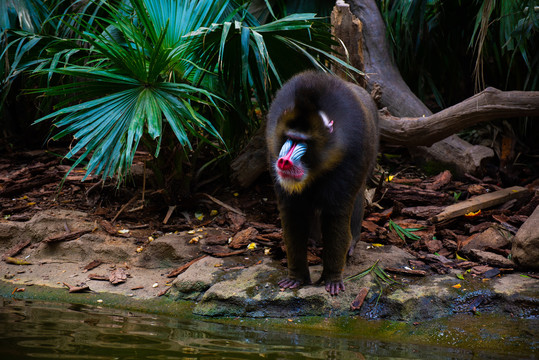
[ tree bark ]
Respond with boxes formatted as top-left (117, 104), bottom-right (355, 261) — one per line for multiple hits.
top-left (330, 0), bottom-right (365, 86)
top-left (345, 0), bottom-right (429, 117)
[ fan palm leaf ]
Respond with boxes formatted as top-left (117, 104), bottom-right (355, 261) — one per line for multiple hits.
top-left (32, 0), bottom-right (227, 181)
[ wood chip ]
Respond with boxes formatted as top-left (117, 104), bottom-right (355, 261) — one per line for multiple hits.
top-left (88, 273), bottom-right (109, 281)
top-left (384, 267), bottom-right (427, 276)
top-left (386, 183), bottom-right (451, 206)
top-left (351, 287), bottom-right (369, 311)
top-left (203, 248), bottom-right (247, 257)
top-left (63, 282), bottom-right (90, 293)
top-left (167, 255), bottom-right (208, 278)
top-left (109, 268), bottom-right (127, 285)
top-left (43, 229), bottom-right (92, 243)
top-left (83, 259), bottom-right (103, 272)
top-left (2, 239), bottom-right (31, 259)
top-left (157, 287), bottom-right (170, 297)
top-left (229, 227), bottom-right (258, 249)
top-left (99, 220), bottom-right (118, 235)
top-left (425, 170), bottom-right (452, 191)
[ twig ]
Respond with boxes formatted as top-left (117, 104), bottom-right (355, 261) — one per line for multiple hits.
top-left (202, 193), bottom-right (245, 216)
top-left (63, 282), bottom-right (90, 293)
top-left (112, 195), bottom-right (138, 223)
top-left (163, 205), bottom-right (177, 225)
top-left (167, 255), bottom-right (207, 278)
top-left (43, 229), bottom-right (92, 243)
top-left (2, 239), bottom-right (31, 260)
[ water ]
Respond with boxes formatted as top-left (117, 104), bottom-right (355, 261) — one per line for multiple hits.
top-left (0, 298), bottom-right (535, 359)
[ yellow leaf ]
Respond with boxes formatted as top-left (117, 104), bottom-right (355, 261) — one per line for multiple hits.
top-left (189, 237), bottom-right (200, 244)
top-left (247, 242), bottom-right (257, 250)
top-left (456, 253), bottom-right (468, 261)
top-left (210, 210), bottom-right (218, 216)
top-left (452, 283), bottom-right (462, 289)
top-left (372, 243), bottom-right (384, 247)
top-left (195, 212), bottom-right (204, 221)
top-left (464, 210), bottom-right (481, 217)
top-left (136, 246), bottom-right (144, 253)
top-left (5, 257), bottom-right (32, 265)
top-left (385, 175), bottom-right (394, 182)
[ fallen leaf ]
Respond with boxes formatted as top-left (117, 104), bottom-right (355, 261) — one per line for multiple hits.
top-left (5, 257), bottom-right (32, 265)
top-left (464, 210), bottom-right (481, 217)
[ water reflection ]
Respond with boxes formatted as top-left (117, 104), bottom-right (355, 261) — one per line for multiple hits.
top-left (0, 298), bottom-right (531, 359)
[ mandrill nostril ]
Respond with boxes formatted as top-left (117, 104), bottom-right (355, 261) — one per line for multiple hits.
top-left (277, 157), bottom-right (293, 170)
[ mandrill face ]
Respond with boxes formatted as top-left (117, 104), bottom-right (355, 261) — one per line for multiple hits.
top-left (271, 110), bottom-right (336, 194)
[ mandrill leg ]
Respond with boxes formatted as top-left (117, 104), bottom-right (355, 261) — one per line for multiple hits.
top-left (278, 199), bottom-right (313, 288)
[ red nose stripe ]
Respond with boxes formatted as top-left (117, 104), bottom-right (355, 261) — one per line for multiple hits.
top-left (277, 142), bottom-right (296, 171)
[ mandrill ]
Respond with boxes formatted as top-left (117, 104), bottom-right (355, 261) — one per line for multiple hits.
top-left (266, 71), bottom-right (379, 295)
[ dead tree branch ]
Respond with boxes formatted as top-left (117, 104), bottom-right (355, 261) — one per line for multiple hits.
top-left (380, 87), bottom-right (539, 146)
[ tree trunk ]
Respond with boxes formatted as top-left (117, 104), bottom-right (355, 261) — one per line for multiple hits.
top-left (345, 0), bottom-right (429, 118)
top-left (346, 0), bottom-right (497, 175)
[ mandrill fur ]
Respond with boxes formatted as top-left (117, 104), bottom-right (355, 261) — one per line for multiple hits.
top-left (266, 71), bottom-right (379, 295)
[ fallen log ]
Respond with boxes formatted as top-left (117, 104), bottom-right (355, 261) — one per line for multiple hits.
top-left (431, 186), bottom-right (530, 223)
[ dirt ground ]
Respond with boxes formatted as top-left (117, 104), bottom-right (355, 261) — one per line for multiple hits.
top-left (1, 147), bottom-right (538, 306)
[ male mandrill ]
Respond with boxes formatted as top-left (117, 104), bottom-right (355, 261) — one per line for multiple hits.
top-left (266, 71), bottom-right (379, 295)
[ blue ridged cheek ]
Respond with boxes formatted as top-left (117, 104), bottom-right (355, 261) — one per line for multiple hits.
top-left (279, 139), bottom-right (294, 158)
top-left (290, 142), bottom-right (307, 162)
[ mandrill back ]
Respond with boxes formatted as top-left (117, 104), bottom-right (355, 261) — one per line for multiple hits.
top-left (266, 71), bottom-right (379, 295)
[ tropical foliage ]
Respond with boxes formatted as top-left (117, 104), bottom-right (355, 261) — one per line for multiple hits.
top-left (1, 0), bottom-right (352, 185)
top-left (378, 0), bottom-right (538, 109)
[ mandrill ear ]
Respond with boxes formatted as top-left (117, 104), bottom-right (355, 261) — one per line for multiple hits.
top-left (319, 111), bottom-right (334, 133)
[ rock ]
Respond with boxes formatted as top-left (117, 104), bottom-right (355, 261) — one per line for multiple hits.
top-left (132, 233), bottom-right (201, 268)
top-left (171, 256), bottom-right (223, 300)
top-left (192, 258), bottom-right (359, 317)
top-left (511, 205), bottom-right (539, 270)
top-left (0, 209), bottom-right (90, 249)
top-left (461, 227), bottom-right (511, 254)
top-left (347, 241), bottom-right (415, 269)
top-left (32, 233), bottom-right (133, 263)
top-left (469, 249), bottom-right (514, 268)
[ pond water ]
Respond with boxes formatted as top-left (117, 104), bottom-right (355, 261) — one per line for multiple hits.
top-left (0, 297), bottom-right (535, 359)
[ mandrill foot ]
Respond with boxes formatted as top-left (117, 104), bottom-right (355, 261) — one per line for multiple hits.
top-left (278, 278), bottom-right (305, 289)
top-left (325, 280), bottom-right (345, 296)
